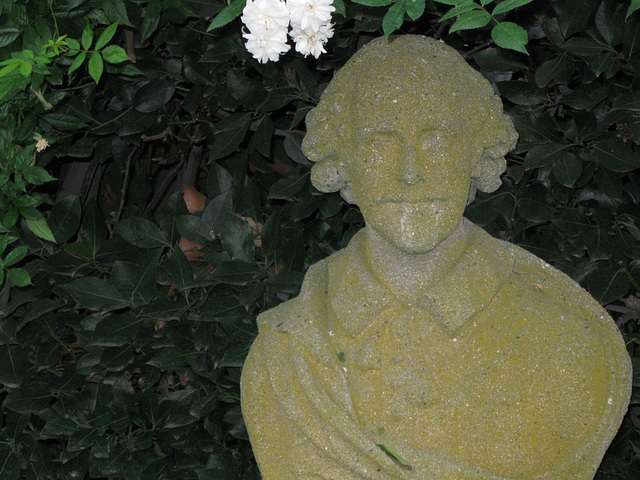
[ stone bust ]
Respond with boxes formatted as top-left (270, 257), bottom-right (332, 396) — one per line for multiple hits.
top-left (241, 35), bottom-right (632, 480)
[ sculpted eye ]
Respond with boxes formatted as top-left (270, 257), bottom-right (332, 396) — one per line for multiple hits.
top-left (420, 132), bottom-right (451, 158)
top-left (359, 133), bottom-right (401, 165)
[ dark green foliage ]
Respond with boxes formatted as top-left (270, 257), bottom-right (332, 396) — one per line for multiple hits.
top-left (0, 0), bottom-right (639, 478)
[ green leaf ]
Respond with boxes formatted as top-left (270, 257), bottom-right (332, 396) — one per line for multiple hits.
top-left (351, 0), bottom-right (393, 5)
top-left (610, 91), bottom-right (640, 111)
top-left (116, 216), bottom-right (171, 248)
top-left (4, 245), bottom-right (27, 267)
top-left (492, 0), bottom-right (534, 16)
top-left (63, 276), bottom-right (128, 310)
top-left (88, 52), bottom-right (104, 83)
top-left (333, 0), bottom-right (346, 16)
top-left (377, 443), bottom-right (412, 467)
top-left (165, 246), bottom-right (194, 293)
top-left (382, 1), bottom-right (406, 37)
top-left (0, 345), bottom-right (29, 387)
top-left (22, 165), bottom-right (56, 185)
top-left (268, 170), bottom-right (309, 199)
top-left (472, 47), bottom-right (528, 72)
top-left (450, 9), bottom-right (491, 32)
top-left (207, 0), bottom-right (246, 31)
top-left (102, 45), bottom-right (130, 63)
top-left (103, 0), bottom-right (133, 27)
top-left (133, 78), bottom-right (176, 113)
top-left (587, 262), bottom-right (630, 305)
top-left (42, 113), bottom-right (88, 130)
top-left (26, 216), bottom-right (56, 242)
top-left (19, 60), bottom-right (32, 77)
top-left (561, 37), bottom-right (607, 57)
top-left (496, 80), bottom-right (547, 105)
top-left (491, 21), bottom-right (528, 54)
top-left (440, 0), bottom-right (476, 22)
top-left (434, 0), bottom-right (468, 4)
top-left (627, 0), bottom-right (640, 21)
top-left (552, 153), bottom-right (582, 187)
top-left (81, 24), bottom-right (94, 50)
top-left (593, 141), bottom-right (640, 173)
top-left (209, 113), bottom-right (252, 161)
top-left (220, 214), bottom-right (255, 263)
top-left (8, 267), bottom-right (30, 287)
top-left (202, 191), bottom-right (233, 238)
top-left (534, 54), bottom-right (573, 87)
top-left (3, 388), bottom-right (52, 414)
top-left (111, 251), bottom-right (159, 306)
top-left (67, 51), bottom-right (87, 75)
top-left (47, 196), bottom-right (82, 244)
top-left (405, 0), bottom-right (425, 19)
top-left (523, 144), bottom-right (571, 169)
top-left (0, 27), bottom-right (20, 48)
top-left (95, 22), bottom-right (119, 51)
top-left (209, 260), bottom-right (258, 285)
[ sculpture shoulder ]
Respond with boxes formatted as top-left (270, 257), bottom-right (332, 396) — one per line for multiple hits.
top-left (492, 236), bottom-right (628, 358)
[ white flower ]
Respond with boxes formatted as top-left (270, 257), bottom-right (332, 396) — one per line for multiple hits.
top-left (241, 0), bottom-right (290, 33)
top-left (290, 23), bottom-right (333, 58)
top-left (287, 0), bottom-right (335, 33)
top-left (35, 137), bottom-right (49, 152)
top-left (243, 27), bottom-right (291, 63)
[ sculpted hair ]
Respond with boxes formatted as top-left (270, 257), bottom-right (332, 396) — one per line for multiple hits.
top-left (302, 35), bottom-right (518, 201)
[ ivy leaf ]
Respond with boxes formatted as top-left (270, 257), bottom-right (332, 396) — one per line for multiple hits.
top-left (88, 52), bottom-right (104, 83)
top-left (627, 0), bottom-right (640, 21)
top-left (133, 78), bottom-right (175, 113)
top-left (116, 217), bottom-right (171, 248)
top-left (351, 0), bottom-right (393, 6)
top-left (492, 0), bottom-right (534, 16)
top-left (42, 113), bottom-right (88, 131)
top-left (4, 245), bottom-right (28, 267)
top-left (382, 0), bottom-right (406, 37)
top-left (8, 268), bottom-right (31, 287)
top-left (491, 21), bottom-right (529, 54)
top-left (102, 45), bottom-right (130, 64)
top-left (22, 166), bottom-right (56, 185)
top-left (207, 0), bottom-right (246, 31)
top-left (67, 51), bottom-right (86, 75)
top-left (95, 22), bottom-right (119, 51)
top-left (81, 24), bottom-right (93, 50)
top-left (440, 0), bottom-right (477, 22)
top-left (405, 0), bottom-right (425, 21)
top-left (26, 216), bottom-right (56, 243)
top-left (0, 27), bottom-right (20, 48)
top-left (63, 277), bottom-right (128, 310)
top-left (593, 141), bottom-right (640, 173)
top-left (450, 10), bottom-right (491, 32)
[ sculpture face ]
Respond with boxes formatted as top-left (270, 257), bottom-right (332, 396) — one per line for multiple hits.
top-left (348, 92), bottom-right (478, 254)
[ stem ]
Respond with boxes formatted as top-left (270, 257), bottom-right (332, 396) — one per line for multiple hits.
top-left (46, 0), bottom-right (60, 38)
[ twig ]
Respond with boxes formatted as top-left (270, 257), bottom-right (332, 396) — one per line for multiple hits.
top-left (146, 155), bottom-right (186, 214)
top-left (115, 148), bottom-right (137, 222)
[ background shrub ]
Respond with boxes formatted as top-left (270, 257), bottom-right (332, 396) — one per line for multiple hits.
top-left (0, 0), bottom-right (639, 478)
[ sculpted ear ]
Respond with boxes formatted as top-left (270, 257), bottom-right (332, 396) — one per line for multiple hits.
top-left (473, 110), bottom-right (518, 194)
top-left (310, 159), bottom-right (357, 204)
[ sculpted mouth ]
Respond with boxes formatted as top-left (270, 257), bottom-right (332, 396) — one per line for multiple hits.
top-left (377, 197), bottom-right (447, 205)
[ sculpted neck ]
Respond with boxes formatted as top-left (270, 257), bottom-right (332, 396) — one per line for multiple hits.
top-left (363, 219), bottom-right (474, 299)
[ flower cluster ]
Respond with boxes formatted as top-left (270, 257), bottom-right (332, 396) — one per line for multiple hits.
top-left (241, 0), bottom-right (335, 63)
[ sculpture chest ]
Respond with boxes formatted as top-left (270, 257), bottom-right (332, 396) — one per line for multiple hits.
top-left (328, 288), bottom-right (608, 476)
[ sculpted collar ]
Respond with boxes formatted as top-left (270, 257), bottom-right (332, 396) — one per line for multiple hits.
top-left (328, 226), bottom-right (515, 337)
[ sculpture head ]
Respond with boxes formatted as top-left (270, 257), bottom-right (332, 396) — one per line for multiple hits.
top-left (303, 35), bottom-right (518, 254)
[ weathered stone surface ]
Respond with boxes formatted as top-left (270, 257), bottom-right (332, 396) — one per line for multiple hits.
top-left (241, 35), bottom-right (632, 480)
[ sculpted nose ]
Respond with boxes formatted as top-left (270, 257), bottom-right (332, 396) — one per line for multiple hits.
top-left (400, 148), bottom-right (425, 185)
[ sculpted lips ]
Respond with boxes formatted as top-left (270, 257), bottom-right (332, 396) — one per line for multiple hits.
top-left (377, 196), bottom-right (448, 205)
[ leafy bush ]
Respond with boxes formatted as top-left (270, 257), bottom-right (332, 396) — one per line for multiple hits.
top-left (0, 0), bottom-right (639, 478)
